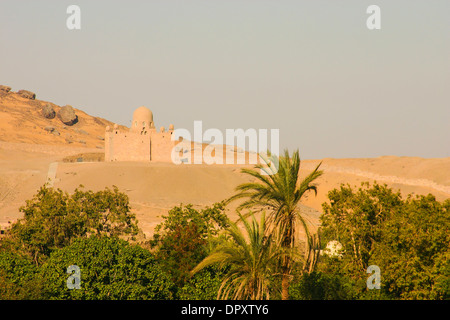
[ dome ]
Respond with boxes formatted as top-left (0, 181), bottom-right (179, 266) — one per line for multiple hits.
top-left (131, 106), bottom-right (155, 131)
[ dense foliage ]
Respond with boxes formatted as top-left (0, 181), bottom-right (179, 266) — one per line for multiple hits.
top-left (149, 203), bottom-right (229, 293)
top-left (3, 185), bottom-right (139, 265)
top-left (179, 265), bottom-right (228, 300)
top-left (39, 236), bottom-right (173, 300)
top-left (0, 250), bottom-right (42, 299)
top-left (1, 180), bottom-right (448, 300)
top-left (317, 182), bottom-right (450, 300)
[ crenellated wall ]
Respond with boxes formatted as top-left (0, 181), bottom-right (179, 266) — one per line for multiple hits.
top-left (105, 127), bottom-right (176, 162)
top-left (150, 130), bottom-right (177, 162)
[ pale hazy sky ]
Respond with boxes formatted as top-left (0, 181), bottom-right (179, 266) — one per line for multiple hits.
top-left (1, 0), bottom-right (449, 159)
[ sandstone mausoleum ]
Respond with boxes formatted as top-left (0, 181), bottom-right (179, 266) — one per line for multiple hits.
top-left (105, 106), bottom-right (177, 162)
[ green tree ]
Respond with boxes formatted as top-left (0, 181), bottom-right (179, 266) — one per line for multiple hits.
top-left (320, 182), bottom-right (450, 300)
top-left (228, 149), bottom-right (323, 300)
top-left (150, 203), bottom-right (229, 291)
top-left (4, 185), bottom-right (140, 265)
top-left (192, 212), bottom-right (281, 300)
top-left (370, 194), bottom-right (450, 299)
top-left (39, 236), bottom-right (173, 300)
top-left (289, 270), bottom-right (350, 300)
top-left (321, 182), bottom-right (403, 277)
top-left (0, 250), bottom-right (44, 299)
top-left (179, 265), bottom-right (228, 300)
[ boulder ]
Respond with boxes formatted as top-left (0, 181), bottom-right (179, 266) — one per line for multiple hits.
top-left (0, 85), bottom-right (11, 93)
top-left (17, 90), bottom-right (36, 100)
top-left (58, 105), bottom-right (78, 126)
top-left (44, 126), bottom-right (55, 133)
top-left (42, 104), bottom-right (56, 119)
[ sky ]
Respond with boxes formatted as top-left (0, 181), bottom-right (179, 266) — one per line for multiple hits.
top-left (1, 0), bottom-right (449, 159)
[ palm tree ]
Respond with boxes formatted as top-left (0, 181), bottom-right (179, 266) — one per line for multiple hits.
top-left (228, 149), bottom-right (323, 300)
top-left (191, 211), bottom-right (280, 300)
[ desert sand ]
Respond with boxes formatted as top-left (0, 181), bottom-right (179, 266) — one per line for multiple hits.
top-left (1, 141), bottom-right (449, 238)
top-left (0, 89), bottom-right (449, 238)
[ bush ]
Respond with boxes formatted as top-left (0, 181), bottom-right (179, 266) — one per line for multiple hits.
top-left (39, 236), bottom-right (174, 300)
top-left (6, 185), bottom-right (140, 265)
top-left (319, 182), bottom-right (450, 300)
top-left (0, 250), bottom-right (45, 299)
top-left (179, 266), bottom-right (227, 300)
top-left (150, 203), bottom-right (229, 291)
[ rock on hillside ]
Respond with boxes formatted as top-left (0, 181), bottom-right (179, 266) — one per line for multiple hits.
top-left (0, 85), bottom-right (126, 148)
top-left (42, 104), bottom-right (56, 119)
top-left (0, 85), bottom-right (11, 93)
top-left (58, 105), bottom-right (78, 126)
top-left (17, 90), bottom-right (36, 100)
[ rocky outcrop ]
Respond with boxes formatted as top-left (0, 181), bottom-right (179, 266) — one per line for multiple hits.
top-left (0, 85), bottom-right (11, 93)
top-left (58, 105), bottom-right (78, 126)
top-left (17, 90), bottom-right (36, 100)
top-left (42, 104), bottom-right (56, 119)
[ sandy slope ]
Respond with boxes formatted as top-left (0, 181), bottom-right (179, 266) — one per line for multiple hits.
top-left (0, 90), bottom-right (125, 149)
top-left (1, 142), bottom-right (448, 238)
top-left (298, 157), bottom-right (450, 214)
top-left (0, 89), bottom-right (448, 238)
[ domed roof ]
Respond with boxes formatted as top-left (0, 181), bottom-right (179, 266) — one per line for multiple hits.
top-left (131, 106), bottom-right (155, 131)
top-left (133, 106), bottom-right (153, 123)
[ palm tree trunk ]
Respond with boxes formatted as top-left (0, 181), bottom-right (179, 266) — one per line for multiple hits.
top-left (281, 270), bottom-right (290, 300)
top-left (281, 226), bottom-right (292, 300)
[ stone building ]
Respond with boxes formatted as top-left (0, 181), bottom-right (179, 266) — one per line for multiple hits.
top-left (105, 106), bottom-right (177, 162)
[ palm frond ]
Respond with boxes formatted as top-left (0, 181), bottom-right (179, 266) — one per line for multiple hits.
top-left (219, 149), bottom-right (324, 300)
top-left (192, 211), bottom-right (280, 300)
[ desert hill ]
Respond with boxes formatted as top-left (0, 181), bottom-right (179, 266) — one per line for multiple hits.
top-left (0, 87), bottom-right (449, 238)
top-left (0, 85), bottom-right (126, 149)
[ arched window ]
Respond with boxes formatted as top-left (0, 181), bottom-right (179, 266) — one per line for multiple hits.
top-left (142, 121), bottom-right (146, 127)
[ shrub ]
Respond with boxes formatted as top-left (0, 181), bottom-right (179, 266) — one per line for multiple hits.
top-left (39, 236), bottom-right (173, 300)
